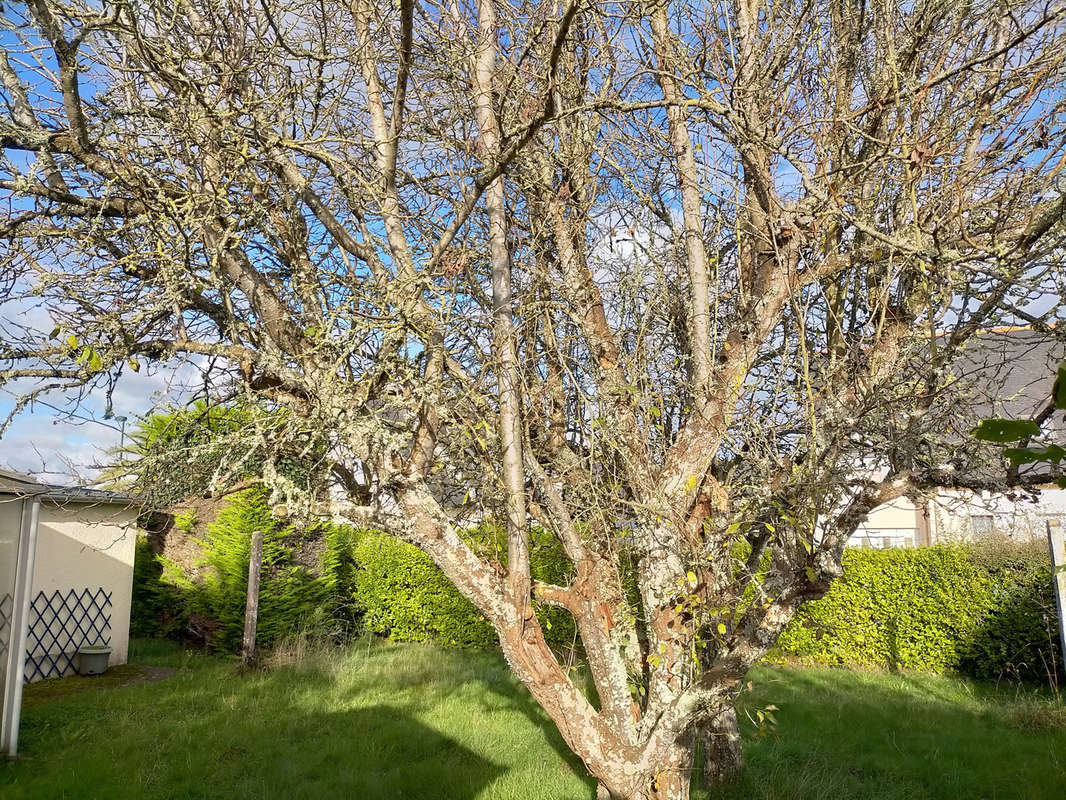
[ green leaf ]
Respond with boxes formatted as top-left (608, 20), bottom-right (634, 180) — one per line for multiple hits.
top-left (49, 325), bottom-right (61, 340)
top-left (66, 334), bottom-right (79, 350)
top-left (1054, 363), bottom-right (1066, 410)
top-left (1003, 447), bottom-right (1043, 465)
top-left (717, 622), bottom-right (727, 635)
top-left (971, 418), bottom-right (1040, 443)
top-left (86, 348), bottom-right (103, 372)
top-left (1005, 445), bottom-right (1065, 466)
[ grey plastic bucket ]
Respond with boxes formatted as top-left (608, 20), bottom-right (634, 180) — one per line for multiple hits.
top-left (76, 645), bottom-right (112, 676)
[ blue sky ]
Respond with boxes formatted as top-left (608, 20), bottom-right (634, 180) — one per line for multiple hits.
top-left (0, 12), bottom-right (204, 484)
top-left (0, 281), bottom-right (203, 485)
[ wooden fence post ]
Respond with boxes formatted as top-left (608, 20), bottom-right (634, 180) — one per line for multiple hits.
top-left (241, 529), bottom-right (264, 667)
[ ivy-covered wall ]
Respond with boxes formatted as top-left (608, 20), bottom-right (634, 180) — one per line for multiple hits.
top-left (774, 543), bottom-right (1063, 684)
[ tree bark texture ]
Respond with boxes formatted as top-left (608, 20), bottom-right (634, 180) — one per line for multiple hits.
top-left (701, 707), bottom-right (743, 786)
top-left (241, 528), bottom-right (264, 667)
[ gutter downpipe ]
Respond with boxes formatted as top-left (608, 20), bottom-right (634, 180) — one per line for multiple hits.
top-left (2, 497), bottom-right (40, 757)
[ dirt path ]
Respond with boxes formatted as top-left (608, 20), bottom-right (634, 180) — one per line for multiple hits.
top-left (22, 664), bottom-right (178, 707)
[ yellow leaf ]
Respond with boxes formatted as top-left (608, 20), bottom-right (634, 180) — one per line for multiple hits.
top-left (717, 623), bottom-right (727, 635)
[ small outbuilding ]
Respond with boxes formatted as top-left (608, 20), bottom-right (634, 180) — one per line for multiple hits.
top-left (1, 469), bottom-right (139, 756)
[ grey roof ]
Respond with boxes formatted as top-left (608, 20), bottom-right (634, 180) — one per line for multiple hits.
top-left (0, 468), bottom-right (140, 506)
top-left (950, 328), bottom-right (1066, 437)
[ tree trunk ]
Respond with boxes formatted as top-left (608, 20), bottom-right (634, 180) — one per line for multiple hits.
top-left (649, 740), bottom-right (694, 800)
top-left (596, 740), bottom-right (694, 800)
top-left (700, 706), bottom-right (743, 785)
top-left (241, 528), bottom-right (264, 667)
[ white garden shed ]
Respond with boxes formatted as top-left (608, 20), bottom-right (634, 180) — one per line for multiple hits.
top-left (0, 469), bottom-right (139, 756)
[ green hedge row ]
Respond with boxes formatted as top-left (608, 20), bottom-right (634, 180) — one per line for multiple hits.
top-left (352, 530), bottom-right (497, 649)
top-left (132, 495), bottom-right (576, 654)
top-left (133, 492), bottom-right (1063, 685)
top-left (774, 543), bottom-right (1063, 684)
top-left (352, 526), bottom-right (576, 652)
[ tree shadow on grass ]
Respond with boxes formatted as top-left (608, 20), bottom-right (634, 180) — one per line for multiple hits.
top-left (231, 645), bottom-right (594, 799)
top-left (11, 674), bottom-right (509, 799)
top-left (325, 644), bottom-right (599, 796)
top-left (252, 704), bottom-right (509, 799)
top-left (13, 643), bottom-right (597, 799)
top-left (699, 665), bottom-right (1066, 800)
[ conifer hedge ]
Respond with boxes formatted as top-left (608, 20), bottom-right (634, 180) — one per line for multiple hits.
top-left (133, 490), bottom-right (359, 650)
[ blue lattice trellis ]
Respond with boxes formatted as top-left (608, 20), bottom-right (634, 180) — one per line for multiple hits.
top-left (24, 587), bottom-right (112, 682)
top-left (0, 592), bottom-right (11, 664)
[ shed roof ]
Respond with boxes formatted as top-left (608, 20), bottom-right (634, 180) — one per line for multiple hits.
top-left (0, 468), bottom-right (140, 506)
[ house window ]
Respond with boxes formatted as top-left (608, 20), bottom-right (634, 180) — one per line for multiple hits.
top-left (970, 515), bottom-right (994, 536)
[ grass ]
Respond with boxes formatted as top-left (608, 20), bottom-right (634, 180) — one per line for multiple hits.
top-left (1, 639), bottom-right (1063, 800)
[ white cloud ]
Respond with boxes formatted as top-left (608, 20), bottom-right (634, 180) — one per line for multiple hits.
top-left (0, 355), bottom-right (217, 486)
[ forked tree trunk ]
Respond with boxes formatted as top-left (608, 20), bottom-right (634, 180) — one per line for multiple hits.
top-left (596, 740), bottom-right (695, 800)
top-left (648, 740), bottom-right (695, 800)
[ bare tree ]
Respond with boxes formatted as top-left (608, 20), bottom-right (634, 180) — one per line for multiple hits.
top-left (3, 1), bottom-right (1066, 797)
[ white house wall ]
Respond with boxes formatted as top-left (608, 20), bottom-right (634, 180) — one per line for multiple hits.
top-left (30, 502), bottom-right (138, 671)
top-left (851, 488), bottom-right (1066, 548)
top-left (852, 496), bottom-right (921, 548)
top-left (927, 488), bottom-right (1066, 542)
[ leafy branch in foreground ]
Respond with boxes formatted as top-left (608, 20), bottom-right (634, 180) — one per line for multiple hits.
top-left (973, 363), bottom-right (1066, 488)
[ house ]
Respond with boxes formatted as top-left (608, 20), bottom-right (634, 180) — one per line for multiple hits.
top-left (1, 469), bottom-right (139, 755)
top-left (852, 328), bottom-right (1066, 548)
top-left (851, 490), bottom-right (1066, 548)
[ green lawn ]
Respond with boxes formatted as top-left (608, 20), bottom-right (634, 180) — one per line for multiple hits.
top-left (1, 639), bottom-right (1063, 799)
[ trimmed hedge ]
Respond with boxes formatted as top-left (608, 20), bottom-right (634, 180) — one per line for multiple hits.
top-left (132, 496), bottom-right (576, 654)
top-left (352, 531), bottom-right (498, 649)
top-left (352, 525), bottom-right (576, 652)
top-left (775, 543), bottom-right (1063, 684)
